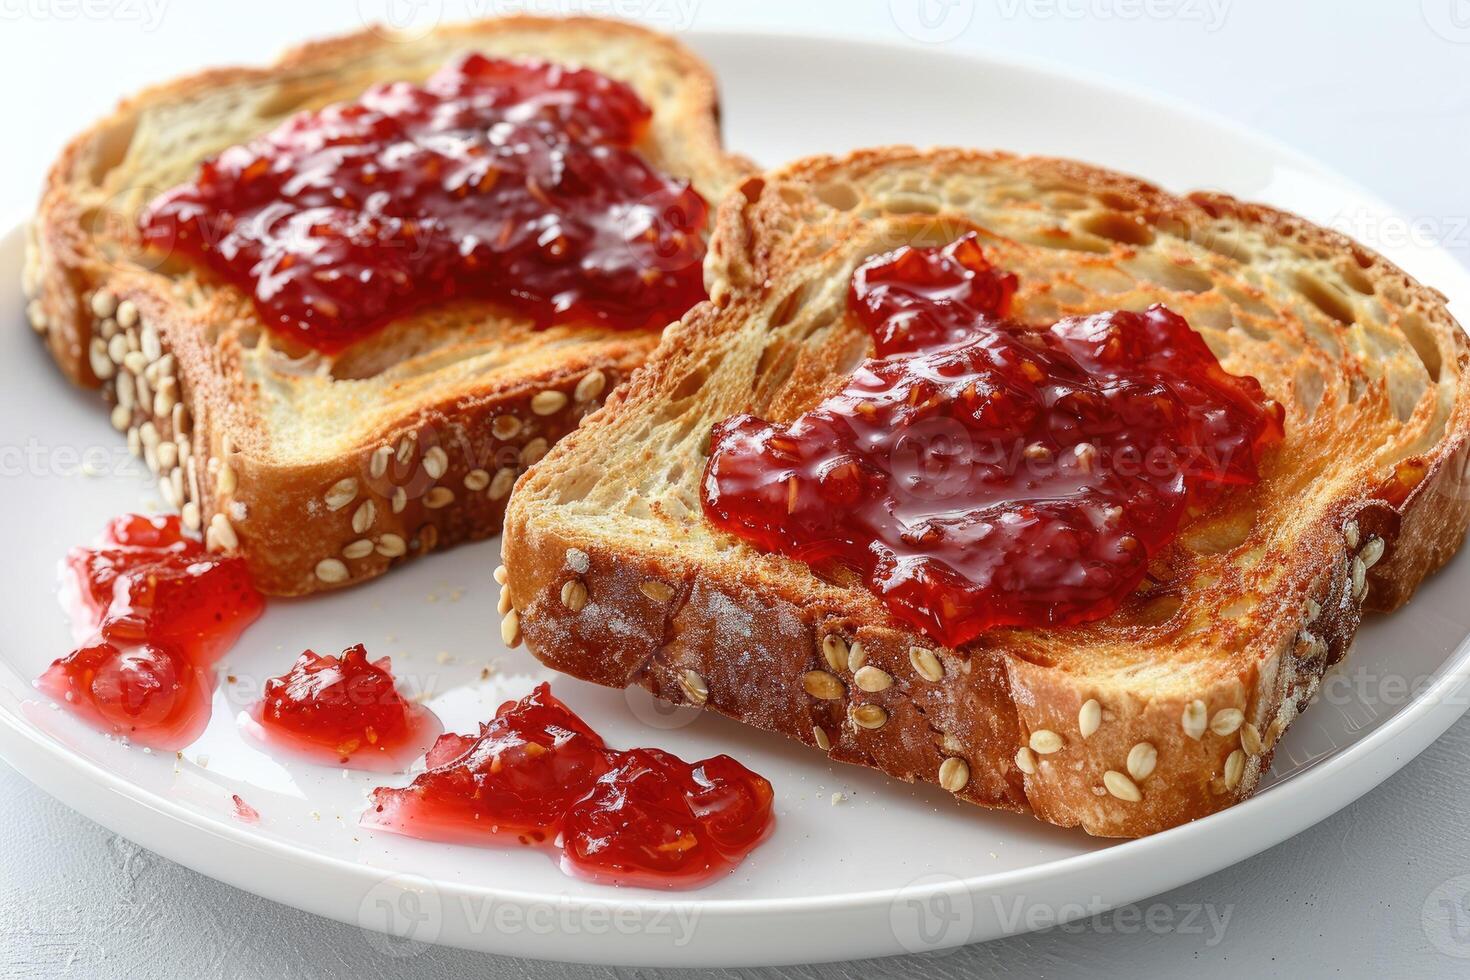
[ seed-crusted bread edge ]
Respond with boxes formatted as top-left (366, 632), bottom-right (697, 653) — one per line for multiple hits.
top-left (501, 147), bottom-right (1470, 837)
top-left (21, 15), bottom-right (755, 595)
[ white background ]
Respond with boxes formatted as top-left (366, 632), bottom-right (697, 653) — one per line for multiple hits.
top-left (2, 0), bottom-right (1469, 975)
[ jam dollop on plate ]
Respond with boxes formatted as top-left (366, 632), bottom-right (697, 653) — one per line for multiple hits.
top-left (364, 683), bottom-right (775, 888)
top-left (242, 644), bottom-right (442, 771)
top-left (37, 514), bottom-right (264, 749)
top-left (139, 54), bottom-right (709, 353)
top-left (702, 234), bottom-right (1285, 647)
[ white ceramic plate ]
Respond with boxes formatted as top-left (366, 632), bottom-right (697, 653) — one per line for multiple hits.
top-left (2, 30), bottom-right (1469, 969)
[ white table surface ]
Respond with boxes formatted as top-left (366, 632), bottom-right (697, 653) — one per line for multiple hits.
top-left (3, 0), bottom-right (1469, 975)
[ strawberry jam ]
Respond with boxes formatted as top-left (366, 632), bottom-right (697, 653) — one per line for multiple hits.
top-left (138, 54), bottom-right (709, 353)
top-left (242, 644), bottom-right (441, 771)
top-left (364, 683), bottom-right (774, 888)
top-left (702, 234), bottom-right (1284, 647)
top-left (38, 515), bottom-right (264, 749)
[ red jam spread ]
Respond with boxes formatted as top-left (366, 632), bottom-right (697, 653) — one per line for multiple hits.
top-left (242, 644), bottom-right (441, 771)
top-left (37, 515), bottom-right (264, 749)
top-left (702, 235), bottom-right (1284, 647)
top-left (363, 683), bottom-right (774, 888)
top-left (138, 54), bottom-right (708, 353)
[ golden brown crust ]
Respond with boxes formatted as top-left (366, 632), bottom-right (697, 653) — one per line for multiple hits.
top-left (502, 146), bottom-right (1470, 838)
top-left (23, 15), bottom-right (753, 595)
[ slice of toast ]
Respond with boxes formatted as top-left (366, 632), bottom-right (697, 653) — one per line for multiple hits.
top-left (501, 148), bottom-right (1470, 837)
top-left (23, 16), bottom-right (752, 595)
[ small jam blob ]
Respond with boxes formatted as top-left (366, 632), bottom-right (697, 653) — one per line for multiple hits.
top-left (243, 644), bottom-right (442, 771)
top-left (231, 794), bottom-right (261, 825)
top-left (139, 54), bottom-right (709, 353)
top-left (702, 234), bottom-right (1285, 647)
top-left (37, 514), bottom-right (264, 750)
top-left (364, 684), bottom-right (774, 888)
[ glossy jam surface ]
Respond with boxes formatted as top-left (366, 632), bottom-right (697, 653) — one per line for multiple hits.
top-left (244, 644), bottom-right (441, 771)
top-left (364, 684), bottom-right (774, 888)
top-left (139, 54), bottom-right (709, 353)
top-left (702, 235), bottom-right (1285, 647)
top-left (37, 515), bottom-right (264, 749)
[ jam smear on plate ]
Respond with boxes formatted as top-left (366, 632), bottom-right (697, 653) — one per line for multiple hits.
top-left (37, 514), bottom-right (265, 749)
top-left (231, 794), bottom-right (261, 825)
top-left (701, 234), bottom-right (1285, 647)
top-left (242, 644), bottom-right (442, 771)
top-left (139, 54), bottom-right (709, 353)
top-left (364, 683), bottom-right (775, 888)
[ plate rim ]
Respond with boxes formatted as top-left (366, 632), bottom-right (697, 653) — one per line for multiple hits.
top-left (2, 26), bottom-right (1469, 963)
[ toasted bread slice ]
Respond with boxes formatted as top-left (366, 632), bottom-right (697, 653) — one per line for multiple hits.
top-left (23, 16), bottom-right (752, 595)
top-left (502, 148), bottom-right (1470, 837)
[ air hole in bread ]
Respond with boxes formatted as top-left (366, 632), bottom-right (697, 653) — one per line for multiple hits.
top-left (1294, 271), bottom-right (1355, 325)
top-left (739, 178), bottom-right (766, 205)
top-left (86, 114), bottom-right (140, 185)
top-left (779, 186), bottom-right (807, 207)
top-left (1097, 190), bottom-right (1138, 212)
top-left (1186, 302), bottom-right (1234, 332)
top-left (1219, 284), bottom-right (1273, 317)
top-left (769, 283), bottom-right (812, 329)
top-left (1079, 211), bottom-right (1156, 248)
top-left (796, 310), bottom-right (839, 343)
top-left (552, 464), bottom-right (601, 506)
top-left (665, 412), bottom-right (703, 448)
top-left (882, 197), bottom-right (941, 216)
top-left (1127, 255), bottom-right (1213, 293)
top-left (1400, 312), bottom-right (1443, 383)
top-left (1218, 595), bottom-right (1254, 619)
top-left (1136, 594), bottom-right (1183, 626)
top-left (1050, 283), bottom-right (1086, 305)
top-left (1293, 365), bottom-right (1326, 418)
top-left (1339, 262), bottom-right (1376, 296)
top-left (252, 81), bottom-right (326, 120)
top-left (1073, 266), bottom-right (1135, 295)
top-left (814, 182), bottom-right (860, 212)
top-left (1179, 508), bottom-right (1254, 555)
top-left (753, 340), bottom-right (797, 403)
top-left (1228, 318), bottom-right (1272, 344)
top-left (1008, 228), bottom-right (1110, 254)
top-left (672, 364), bottom-right (710, 402)
top-left (1047, 192), bottom-right (1091, 212)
